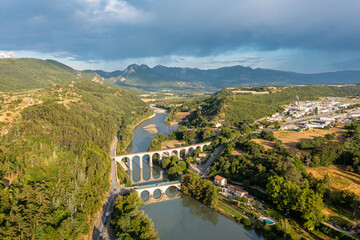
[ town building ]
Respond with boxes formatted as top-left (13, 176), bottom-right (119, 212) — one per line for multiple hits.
top-left (214, 175), bottom-right (227, 186)
top-left (227, 185), bottom-right (248, 197)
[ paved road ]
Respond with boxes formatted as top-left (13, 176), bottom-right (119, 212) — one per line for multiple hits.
top-left (92, 136), bottom-right (126, 240)
top-left (200, 143), bottom-right (226, 176)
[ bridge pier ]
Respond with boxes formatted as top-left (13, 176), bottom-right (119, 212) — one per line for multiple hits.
top-left (139, 167), bottom-right (143, 182)
top-left (139, 158), bottom-right (143, 168)
top-left (149, 156), bottom-right (153, 168)
top-left (129, 170), bottom-right (133, 182)
top-left (129, 158), bottom-right (132, 171)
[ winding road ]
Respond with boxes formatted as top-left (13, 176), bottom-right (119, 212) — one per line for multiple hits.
top-left (92, 137), bottom-right (129, 240)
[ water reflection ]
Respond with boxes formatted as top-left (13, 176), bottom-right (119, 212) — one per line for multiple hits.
top-left (182, 194), bottom-right (218, 226)
top-left (125, 112), bottom-right (178, 185)
top-left (166, 186), bottom-right (179, 197)
top-left (143, 194), bottom-right (263, 240)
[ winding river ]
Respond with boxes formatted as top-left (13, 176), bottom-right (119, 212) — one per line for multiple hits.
top-left (127, 111), bottom-right (263, 240)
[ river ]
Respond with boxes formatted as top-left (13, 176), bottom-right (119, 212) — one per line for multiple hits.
top-left (127, 111), bottom-right (263, 240)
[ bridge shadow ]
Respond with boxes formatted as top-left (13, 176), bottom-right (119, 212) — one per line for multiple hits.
top-left (129, 165), bottom-right (168, 185)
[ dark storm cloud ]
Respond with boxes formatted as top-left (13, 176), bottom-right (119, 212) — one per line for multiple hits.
top-left (1, 0), bottom-right (359, 61)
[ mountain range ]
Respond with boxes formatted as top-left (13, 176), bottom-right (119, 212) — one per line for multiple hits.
top-left (85, 64), bottom-right (360, 90)
top-left (1, 58), bottom-right (360, 92)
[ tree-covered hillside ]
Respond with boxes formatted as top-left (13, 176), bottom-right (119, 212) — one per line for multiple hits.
top-left (0, 58), bottom-right (99, 92)
top-left (0, 80), bottom-right (152, 239)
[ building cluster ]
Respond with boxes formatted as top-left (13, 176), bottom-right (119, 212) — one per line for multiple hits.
top-left (214, 175), bottom-right (254, 201)
top-left (267, 98), bottom-right (360, 131)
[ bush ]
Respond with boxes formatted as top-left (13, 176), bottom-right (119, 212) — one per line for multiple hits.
top-left (235, 197), bottom-right (249, 203)
top-left (241, 218), bottom-right (253, 227)
top-left (259, 130), bottom-right (276, 141)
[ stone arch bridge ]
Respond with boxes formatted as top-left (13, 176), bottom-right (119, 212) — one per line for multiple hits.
top-left (113, 142), bottom-right (212, 170)
top-left (134, 181), bottom-right (181, 204)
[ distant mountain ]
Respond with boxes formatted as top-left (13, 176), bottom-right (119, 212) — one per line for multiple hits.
top-left (153, 65), bottom-right (360, 87)
top-left (91, 64), bottom-right (360, 90)
top-left (103, 64), bottom-right (206, 91)
top-left (0, 58), bottom-right (99, 92)
top-left (83, 69), bottom-right (122, 79)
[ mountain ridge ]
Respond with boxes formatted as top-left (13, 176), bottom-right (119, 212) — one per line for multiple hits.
top-left (85, 64), bottom-right (360, 89)
top-left (0, 58), bottom-right (98, 92)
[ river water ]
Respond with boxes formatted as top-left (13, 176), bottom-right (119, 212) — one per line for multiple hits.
top-left (127, 111), bottom-right (263, 240)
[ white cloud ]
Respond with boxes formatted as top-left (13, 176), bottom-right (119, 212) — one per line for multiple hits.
top-left (78, 0), bottom-right (149, 24)
top-left (0, 51), bottom-right (15, 58)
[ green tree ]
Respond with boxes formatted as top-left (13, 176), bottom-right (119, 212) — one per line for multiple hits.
top-left (266, 175), bottom-right (300, 213)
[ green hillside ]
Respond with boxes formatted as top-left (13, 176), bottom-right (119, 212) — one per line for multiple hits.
top-left (0, 58), bottom-right (98, 92)
top-left (160, 85), bottom-right (360, 127)
top-left (213, 85), bottom-right (360, 125)
top-left (0, 80), bottom-right (152, 239)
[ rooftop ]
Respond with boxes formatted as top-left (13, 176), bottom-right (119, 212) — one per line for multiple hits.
top-left (214, 175), bottom-right (225, 181)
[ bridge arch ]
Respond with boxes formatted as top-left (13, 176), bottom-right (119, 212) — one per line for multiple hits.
top-left (140, 190), bottom-right (150, 202)
top-left (135, 181), bottom-right (182, 202)
top-left (179, 149), bottom-right (186, 159)
top-left (171, 149), bottom-right (179, 158)
top-left (114, 142), bottom-right (212, 171)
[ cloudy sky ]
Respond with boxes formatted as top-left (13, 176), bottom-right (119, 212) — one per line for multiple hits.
top-left (0, 0), bottom-right (359, 72)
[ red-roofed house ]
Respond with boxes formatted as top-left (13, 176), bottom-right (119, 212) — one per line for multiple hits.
top-left (214, 175), bottom-right (227, 186)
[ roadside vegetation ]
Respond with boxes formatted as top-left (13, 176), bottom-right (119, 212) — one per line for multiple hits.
top-left (110, 191), bottom-right (158, 240)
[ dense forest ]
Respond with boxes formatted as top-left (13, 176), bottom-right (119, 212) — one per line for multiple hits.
top-left (0, 80), bottom-right (151, 239)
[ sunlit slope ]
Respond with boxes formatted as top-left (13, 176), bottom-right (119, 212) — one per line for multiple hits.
top-left (0, 58), bottom-right (98, 92)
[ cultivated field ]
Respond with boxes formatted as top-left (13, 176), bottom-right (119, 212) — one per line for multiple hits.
top-left (307, 165), bottom-right (360, 196)
top-left (274, 127), bottom-right (346, 155)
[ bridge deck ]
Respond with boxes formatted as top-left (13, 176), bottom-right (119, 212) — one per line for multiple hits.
top-left (135, 180), bottom-right (181, 189)
top-left (114, 142), bottom-right (212, 158)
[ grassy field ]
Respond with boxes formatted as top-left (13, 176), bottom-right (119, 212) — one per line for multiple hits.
top-left (161, 140), bottom-right (183, 149)
top-left (251, 139), bottom-right (275, 151)
top-left (274, 127), bottom-right (346, 155)
top-left (307, 165), bottom-right (360, 196)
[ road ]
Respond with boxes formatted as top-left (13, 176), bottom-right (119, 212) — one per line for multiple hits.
top-left (200, 143), bottom-right (226, 176)
top-left (92, 136), bottom-right (128, 240)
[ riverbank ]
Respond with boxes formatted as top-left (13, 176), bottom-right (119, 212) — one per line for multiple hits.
top-left (116, 112), bottom-right (156, 155)
top-left (151, 104), bottom-right (168, 114)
